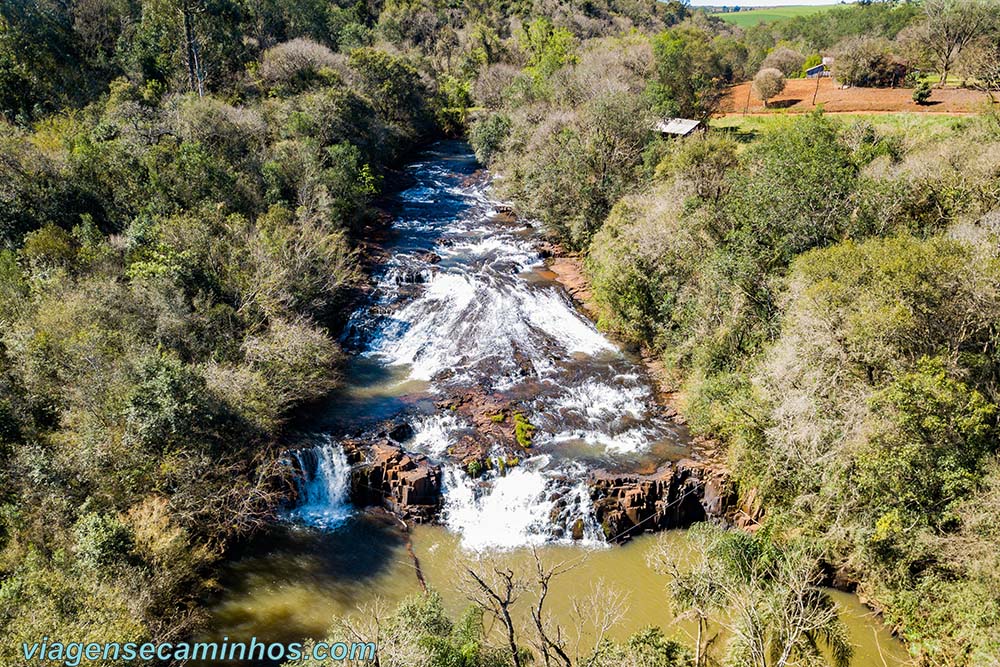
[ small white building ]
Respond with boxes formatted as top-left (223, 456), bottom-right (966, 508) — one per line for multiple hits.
top-left (654, 118), bottom-right (702, 137)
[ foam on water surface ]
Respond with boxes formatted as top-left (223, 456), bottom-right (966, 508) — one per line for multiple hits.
top-left (440, 457), bottom-right (605, 550)
top-left (286, 438), bottom-right (353, 529)
top-left (291, 141), bottom-right (677, 547)
top-left (407, 412), bottom-right (469, 455)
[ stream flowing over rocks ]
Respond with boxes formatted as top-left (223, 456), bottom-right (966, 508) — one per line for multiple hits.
top-left (286, 141), bottom-right (735, 549)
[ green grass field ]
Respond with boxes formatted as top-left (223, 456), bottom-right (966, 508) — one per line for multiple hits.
top-left (711, 5), bottom-right (836, 27)
top-left (710, 112), bottom-right (973, 144)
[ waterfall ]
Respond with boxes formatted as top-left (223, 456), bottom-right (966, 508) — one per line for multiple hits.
top-left (287, 438), bottom-right (353, 529)
top-left (440, 457), bottom-right (606, 550)
top-left (292, 142), bottom-right (684, 548)
top-left (551, 476), bottom-right (605, 543)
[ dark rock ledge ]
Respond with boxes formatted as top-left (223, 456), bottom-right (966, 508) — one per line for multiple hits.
top-left (297, 424), bottom-right (749, 542)
top-left (589, 459), bottom-right (741, 543)
top-left (341, 437), bottom-right (442, 523)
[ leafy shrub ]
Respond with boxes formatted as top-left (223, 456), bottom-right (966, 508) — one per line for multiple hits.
top-left (519, 18), bottom-right (578, 82)
top-left (648, 27), bottom-right (725, 120)
top-left (74, 512), bottom-right (136, 570)
top-left (832, 36), bottom-right (906, 87)
top-left (588, 183), bottom-right (697, 345)
top-left (912, 80), bottom-right (932, 105)
top-left (19, 224), bottom-right (78, 277)
top-left (720, 113), bottom-right (857, 313)
top-left (241, 317), bottom-right (344, 415)
top-left (348, 48), bottom-right (430, 130)
top-left (496, 91), bottom-right (652, 249)
top-left (752, 67), bottom-right (785, 107)
top-left (337, 22), bottom-right (372, 51)
top-left (762, 46), bottom-right (806, 78)
top-left (859, 357), bottom-right (997, 519)
top-left (259, 38), bottom-right (343, 93)
top-left (469, 113), bottom-right (511, 164)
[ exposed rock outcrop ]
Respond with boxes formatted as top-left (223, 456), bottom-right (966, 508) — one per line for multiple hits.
top-left (343, 439), bottom-right (441, 522)
top-left (589, 459), bottom-right (738, 543)
top-left (312, 420), bottom-right (742, 538)
top-left (435, 390), bottom-right (530, 465)
top-left (417, 251), bottom-right (442, 264)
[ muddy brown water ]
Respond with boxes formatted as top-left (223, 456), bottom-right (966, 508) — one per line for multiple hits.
top-left (204, 141), bottom-right (913, 666)
top-left (208, 521), bottom-right (910, 666)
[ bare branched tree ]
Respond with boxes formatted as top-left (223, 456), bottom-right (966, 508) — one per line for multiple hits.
top-left (960, 36), bottom-right (1000, 102)
top-left (529, 548), bottom-right (578, 667)
top-left (461, 557), bottom-right (528, 667)
top-left (570, 580), bottom-right (629, 667)
top-left (913, 0), bottom-right (997, 87)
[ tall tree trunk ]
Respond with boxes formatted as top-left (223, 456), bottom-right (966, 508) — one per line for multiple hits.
top-left (695, 617), bottom-right (703, 667)
top-left (180, 0), bottom-right (203, 96)
top-left (181, 0), bottom-right (196, 92)
top-left (503, 607), bottom-right (522, 667)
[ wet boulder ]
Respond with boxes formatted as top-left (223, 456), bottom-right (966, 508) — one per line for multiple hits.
top-left (392, 267), bottom-right (431, 285)
top-left (351, 441), bottom-right (442, 522)
top-left (571, 518), bottom-right (586, 541)
top-left (387, 421), bottom-right (415, 443)
top-left (588, 463), bottom-right (712, 543)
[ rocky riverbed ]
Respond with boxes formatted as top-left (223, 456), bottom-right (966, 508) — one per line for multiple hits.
top-left (204, 142), bottom-right (911, 667)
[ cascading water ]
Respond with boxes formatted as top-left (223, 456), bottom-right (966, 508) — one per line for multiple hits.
top-left (287, 438), bottom-right (353, 529)
top-left (408, 412), bottom-right (470, 455)
top-left (210, 143), bottom-right (913, 667)
top-left (439, 457), bottom-right (604, 550)
top-left (291, 141), bottom-right (684, 546)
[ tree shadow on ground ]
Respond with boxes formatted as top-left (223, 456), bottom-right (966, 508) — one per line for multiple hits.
top-left (767, 98), bottom-right (801, 109)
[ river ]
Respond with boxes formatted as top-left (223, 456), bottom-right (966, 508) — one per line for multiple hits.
top-left (205, 141), bottom-right (911, 666)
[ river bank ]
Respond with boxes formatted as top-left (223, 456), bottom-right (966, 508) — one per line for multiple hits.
top-left (537, 240), bottom-right (752, 524)
top-left (203, 141), bottom-right (913, 666)
top-left (533, 212), bottom-right (906, 631)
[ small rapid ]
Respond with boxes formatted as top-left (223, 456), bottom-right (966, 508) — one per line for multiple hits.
top-left (287, 439), bottom-right (353, 529)
top-left (440, 457), bottom-right (605, 550)
top-left (288, 141), bottom-right (684, 545)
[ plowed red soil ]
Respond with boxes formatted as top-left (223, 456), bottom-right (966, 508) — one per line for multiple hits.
top-left (721, 77), bottom-right (991, 115)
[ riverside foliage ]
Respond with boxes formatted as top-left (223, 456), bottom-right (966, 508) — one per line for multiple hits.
top-left (469, 3), bottom-right (1000, 665)
top-left (2, 0), bottom-right (1000, 666)
top-left (0, 0), bottom-right (454, 661)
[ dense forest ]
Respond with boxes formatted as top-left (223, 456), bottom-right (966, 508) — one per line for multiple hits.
top-left (1, 0), bottom-right (1000, 665)
top-left (469, 3), bottom-right (1000, 664)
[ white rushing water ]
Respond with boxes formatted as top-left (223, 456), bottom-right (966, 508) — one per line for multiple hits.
top-left (536, 377), bottom-right (662, 454)
top-left (369, 271), bottom-right (615, 386)
top-left (342, 158), bottom-right (618, 393)
top-left (287, 438), bottom-right (353, 529)
top-left (440, 456), bottom-right (605, 550)
top-left (290, 143), bottom-right (681, 548)
top-left (407, 412), bottom-right (469, 455)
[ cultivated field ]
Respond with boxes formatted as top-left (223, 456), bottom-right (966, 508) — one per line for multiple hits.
top-left (720, 77), bottom-right (992, 114)
top-left (711, 5), bottom-right (834, 27)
